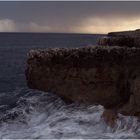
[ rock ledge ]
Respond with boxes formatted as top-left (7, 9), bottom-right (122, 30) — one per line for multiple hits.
top-left (26, 46), bottom-right (140, 116)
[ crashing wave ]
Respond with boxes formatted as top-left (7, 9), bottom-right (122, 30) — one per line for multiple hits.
top-left (0, 88), bottom-right (140, 139)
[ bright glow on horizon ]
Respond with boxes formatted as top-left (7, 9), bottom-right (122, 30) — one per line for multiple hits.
top-left (0, 17), bottom-right (140, 34)
top-left (74, 17), bottom-right (140, 34)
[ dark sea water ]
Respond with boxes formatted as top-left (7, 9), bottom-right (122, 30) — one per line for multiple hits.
top-left (0, 33), bottom-right (140, 139)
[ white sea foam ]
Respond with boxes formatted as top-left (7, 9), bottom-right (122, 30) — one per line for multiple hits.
top-left (0, 89), bottom-right (140, 139)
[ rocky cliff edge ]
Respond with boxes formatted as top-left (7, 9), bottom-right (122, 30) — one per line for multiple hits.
top-left (26, 45), bottom-right (140, 117)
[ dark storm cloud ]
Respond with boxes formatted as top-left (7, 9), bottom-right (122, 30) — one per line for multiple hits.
top-left (0, 1), bottom-right (140, 33)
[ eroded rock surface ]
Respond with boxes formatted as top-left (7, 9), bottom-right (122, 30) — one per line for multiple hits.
top-left (101, 109), bottom-right (118, 128)
top-left (26, 46), bottom-right (140, 116)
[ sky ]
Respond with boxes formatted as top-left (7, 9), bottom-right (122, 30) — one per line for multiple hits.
top-left (0, 1), bottom-right (140, 34)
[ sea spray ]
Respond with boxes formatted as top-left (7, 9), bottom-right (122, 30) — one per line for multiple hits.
top-left (0, 88), bottom-right (140, 139)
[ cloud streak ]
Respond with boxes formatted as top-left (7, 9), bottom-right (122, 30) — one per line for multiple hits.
top-left (0, 19), bottom-right (17, 32)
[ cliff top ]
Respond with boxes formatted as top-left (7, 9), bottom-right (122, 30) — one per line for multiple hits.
top-left (108, 29), bottom-right (140, 37)
top-left (27, 46), bottom-right (140, 68)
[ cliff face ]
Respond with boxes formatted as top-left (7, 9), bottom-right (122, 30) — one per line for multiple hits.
top-left (26, 46), bottom-right (140, 116)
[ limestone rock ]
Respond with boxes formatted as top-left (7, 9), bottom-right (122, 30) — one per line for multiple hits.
top-left (98, 29), bottom-right (140, 48)
top-left (101, 109), bottom-right (118, 128)
top-left (25, 46), bottom-right (140, 116)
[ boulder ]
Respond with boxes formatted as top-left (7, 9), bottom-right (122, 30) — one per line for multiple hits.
top-left (101, 109), bottom-right (118, 128)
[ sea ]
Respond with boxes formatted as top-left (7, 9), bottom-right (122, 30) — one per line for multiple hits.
top-left (0, 33), bottom-right (140, 139)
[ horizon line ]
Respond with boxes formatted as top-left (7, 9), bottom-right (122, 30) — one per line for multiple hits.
top-left (0, 32), bottom-right (106, 35)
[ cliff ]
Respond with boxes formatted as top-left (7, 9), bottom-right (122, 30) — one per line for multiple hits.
top-left (26, 46), bottom-right (140, 116)
top-left (98, 29), bottom-right (140, 48)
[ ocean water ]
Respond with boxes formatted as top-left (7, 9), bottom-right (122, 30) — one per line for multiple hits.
top-left (0, 33), bottom-right (140, 139)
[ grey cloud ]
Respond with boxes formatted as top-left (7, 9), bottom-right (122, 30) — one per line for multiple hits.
top-left (0, 1), bottom-right (140, 33)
